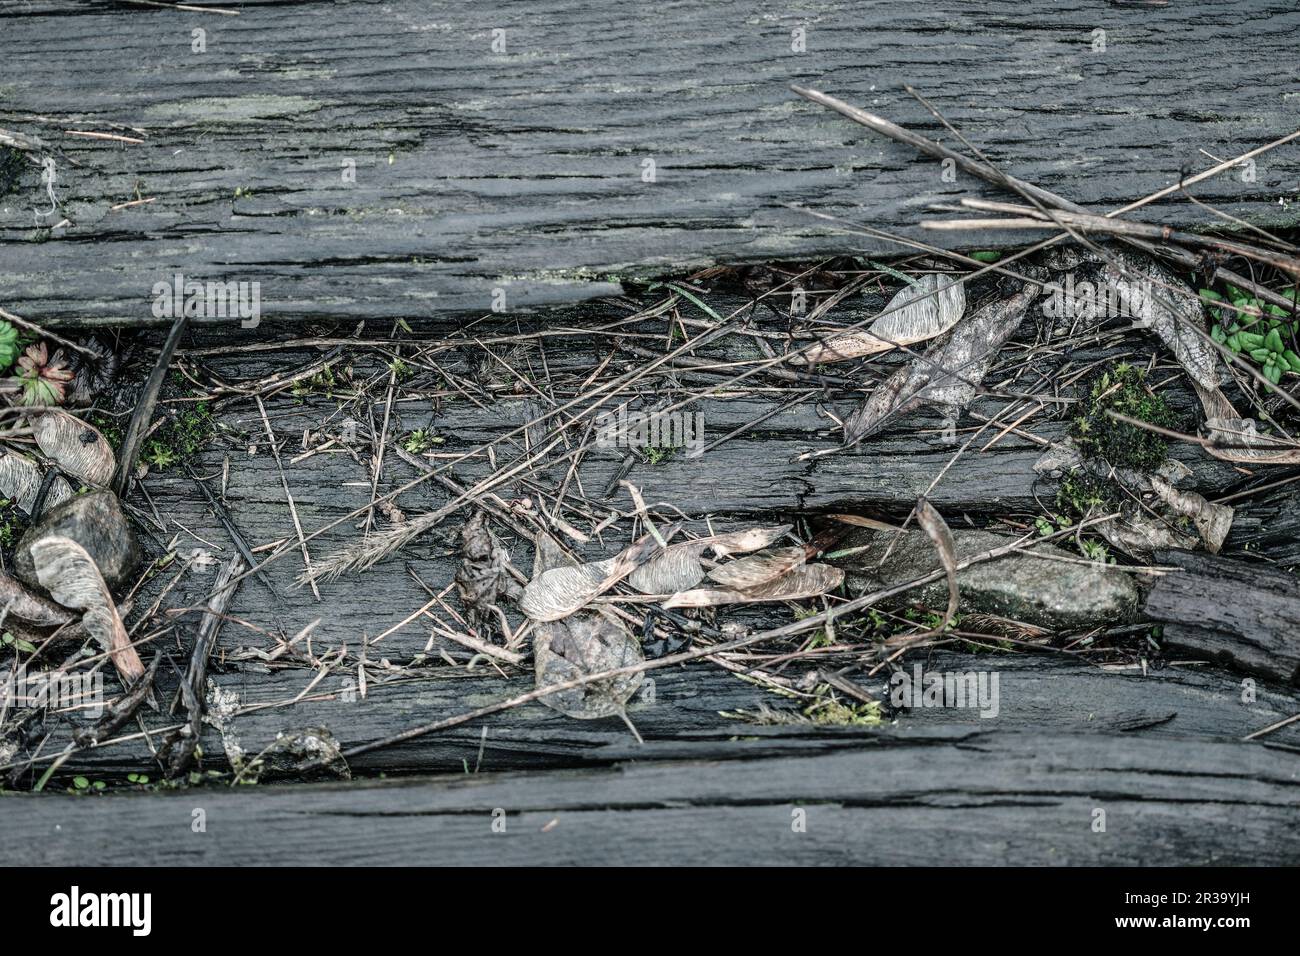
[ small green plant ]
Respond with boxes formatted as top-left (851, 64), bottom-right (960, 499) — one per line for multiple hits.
top-left (141, 442), bottom-right (178, 469)
top-left (9, 342), bottom-right (73, 406)
top-left (69, 776), bottom-right (108, 794)
top-left (1056, 470), bottom-right (1118, 518)
top-left (968, 250), bottom-right (1002, 263)
top-left (1203, 286), bottom-right (1299, 386)
top-left (643, 445), bottom-right (677, 465)
top-left (86, 412), bottom-right (124, 450)
top-left (388, 358), bottom-right (413, 382)
top-left (0, 499), bottom-right (25, 550)
top-left (291, 367), bottom-right (337, 400)
top-left (1079, 538), bottom-right (1114, 565)
top-left (803, 684), bottom-right (883, 726)
top-left (2, 631), bottom-right (38, 654)
top-left (0, 145), bottom-right (25, 199)
top-left (142, 402), bottom-right (215, 471)
top-left (401, 428), bottom-right (443, 454)
top-left (0, 320), bottom-right (18, 372)
top-left (1069, 362), bottom-right (1178, 471)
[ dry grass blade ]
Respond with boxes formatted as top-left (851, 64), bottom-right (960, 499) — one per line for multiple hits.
top-left (915, 498), bottom-right (958, 633)
top-left (29, 535), bottom-right (145, 684)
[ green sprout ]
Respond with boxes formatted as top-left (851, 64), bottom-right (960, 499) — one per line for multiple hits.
top-left (0, 320), bottom-right (18, 372)
top-left (401, 428), bottom-right (443, 454)
top-left (1203, 286), bottom-right (1299, 385)
top-left (142, 402), bottom-right (215, 471)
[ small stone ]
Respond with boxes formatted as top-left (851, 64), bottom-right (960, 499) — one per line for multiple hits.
top-left (834, 528), bottom-right (1140, 629)
top-left (14, 490), bottom-right (141, 593)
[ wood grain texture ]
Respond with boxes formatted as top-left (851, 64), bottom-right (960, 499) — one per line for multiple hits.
top-left (1145, 551), bottom-right (1300, 685)
top-left (40, 652), bottom-right (1300, 780)
top-left (1, 0), bottom-right (1298, 324)
top-left (4, 729), bottom-right (1297, 865)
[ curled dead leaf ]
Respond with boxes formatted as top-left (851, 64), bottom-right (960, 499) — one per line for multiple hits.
top-left (454, 510), bottom-right (522, 634)
top-left (662, 563), bottom-right (843, 608)
top-left (29, 535), bottom-right (145, 685)
top-left (1148, 475), bottom-right (1233, 554)
top-left (0, 571), bottom-right (76, 627)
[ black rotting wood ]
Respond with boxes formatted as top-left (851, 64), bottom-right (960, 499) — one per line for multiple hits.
top-left (33, 653), bottom-right (1300, 779)
top-left (1144, 550), bottom-right (1300, 686)
top-left (4, 729), bottom-right (1296, 865)
top-left (1, 1), bottom-right (1298, 324)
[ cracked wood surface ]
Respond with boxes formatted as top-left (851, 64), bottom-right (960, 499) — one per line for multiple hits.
top-left (4, 729), bottom-right (1297, 865)
top-left (2, 0), bottom-right (1299, 324)
top-left (38, 653), bottom-right (1300, 779)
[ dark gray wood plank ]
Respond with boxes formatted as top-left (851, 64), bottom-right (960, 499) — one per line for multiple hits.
top-left (18, 650), bottom-right (1298, 782)
top-left (1, 0), bottom-right (1297, 324)
top-left (1145, 551), bottom-right (1300, 686)
top-left (4, 729), bottom-right (1297, 865)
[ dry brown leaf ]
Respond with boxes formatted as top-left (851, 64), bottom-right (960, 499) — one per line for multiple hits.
top-left (0, 570), bottom-right (76, 627)
top-left (705, 546), bottom-right (806, 590)
top-left (794, 274), bottom-right (966, 364)
top-left (1096, 252), bottom-right (1222, 391)
top-left (0, 450), bottom-right (73, 513)
top-left (626, 524), bottom-right (789, 594)
top-left (528, 531), bottom-right (643, 720)
top-left (533, 610), bottom-right (644, 720)
top-left (520, 526), bottom-right (679, 622)
top-left (31, 410), bottom-right (116, 486)
top-left (1148, 475), bottom-right (1234, 554)
top-left (662, 563), bottom-right (843, 608)
top-left (843, 274), bottom-right (1043, 443)
top-left (29, 535), bottom-right (145, 684)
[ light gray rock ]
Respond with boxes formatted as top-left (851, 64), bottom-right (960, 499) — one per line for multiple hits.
top-left (834, 528), bottom-right (1140, 629)
top-left (14, 490), bottom-right (141, 593)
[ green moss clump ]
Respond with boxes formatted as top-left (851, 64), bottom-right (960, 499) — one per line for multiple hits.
top-left (802, 685), bottom-right (883, 727)
top-left (1056, 470), bottom-right (1119, 519)
top-left (0, 499), bottom-right (26, 551)
top-left (143, 402), bottom-right (215, 470)
top-left (1069, 363), bottom-right (1179, 471)
top-left (86, 412), bottom-right (124, 451)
